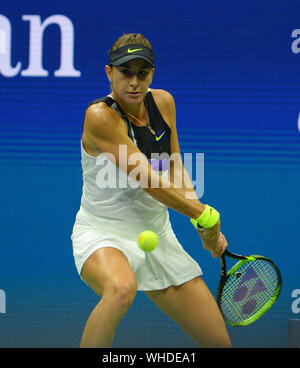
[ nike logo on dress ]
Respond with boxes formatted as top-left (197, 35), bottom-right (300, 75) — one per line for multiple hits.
top-left (127, 48), bottom-right (143, 53)
top-left (155, 131), bottom-right (166, 141)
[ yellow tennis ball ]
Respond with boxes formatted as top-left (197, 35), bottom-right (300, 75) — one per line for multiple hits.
top-left (137, 230), bottom-right (159, 252)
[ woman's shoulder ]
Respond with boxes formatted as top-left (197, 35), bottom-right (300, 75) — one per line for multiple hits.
top-left (149, 88), bottom-right (175, 109)
top-left (84, 99), bottom-right (127, 138)
top-left (85, 99), bottom-right (120, 124)
top-left (150, 88), bottom-right (173, 100)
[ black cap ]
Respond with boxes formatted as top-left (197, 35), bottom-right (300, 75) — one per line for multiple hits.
top-left (109, 44), bottom-right (154, 67)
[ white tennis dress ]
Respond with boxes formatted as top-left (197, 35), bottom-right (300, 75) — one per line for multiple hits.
top-left (71, 92), bottom-right (202, 290)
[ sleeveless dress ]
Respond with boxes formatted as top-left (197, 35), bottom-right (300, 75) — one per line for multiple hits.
top-left (71, 90), bottom-right (202, 290)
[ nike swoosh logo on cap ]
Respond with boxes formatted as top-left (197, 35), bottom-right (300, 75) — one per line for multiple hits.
top-left (127, 48), bottom-right (143, 53)
top-left (155, 131), bottom-right (166, 141)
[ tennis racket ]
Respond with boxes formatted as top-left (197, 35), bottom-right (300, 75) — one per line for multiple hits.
top-left (217, 249), bottom-right (282, 327)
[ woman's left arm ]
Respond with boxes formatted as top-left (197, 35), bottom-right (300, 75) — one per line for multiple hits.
top-left (156, 90), bottom-right (197, 199)
top-left (155, 89), bottom-right (227, 257)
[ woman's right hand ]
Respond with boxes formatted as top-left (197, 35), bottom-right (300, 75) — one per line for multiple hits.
top-left (197, 221), bottom-right (228, 257)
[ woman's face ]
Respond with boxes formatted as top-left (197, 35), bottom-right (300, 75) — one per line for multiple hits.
top-left (105, 59), bottom-right (154, 106)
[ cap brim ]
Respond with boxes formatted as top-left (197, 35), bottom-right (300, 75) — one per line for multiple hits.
top-left (110, 55), bottom-right (154, 67)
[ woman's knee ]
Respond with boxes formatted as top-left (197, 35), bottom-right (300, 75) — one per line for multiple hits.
top-left (104, 276), bottom-right (138, 309)
top-left (81, 247), bottom-right (137, 304)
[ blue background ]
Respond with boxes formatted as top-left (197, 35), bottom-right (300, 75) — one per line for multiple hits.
top-left (0, 0), bottom-right (299, 348)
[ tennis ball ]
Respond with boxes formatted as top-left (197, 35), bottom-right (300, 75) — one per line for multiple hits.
top-left (137, 230), bottom-right (159, 252)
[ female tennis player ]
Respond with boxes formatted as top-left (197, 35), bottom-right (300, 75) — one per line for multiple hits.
top-left (71, 33), bottom-right (231, 348)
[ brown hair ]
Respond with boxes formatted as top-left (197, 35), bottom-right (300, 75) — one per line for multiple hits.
top-left (109, 33), bottom-right (153, 53)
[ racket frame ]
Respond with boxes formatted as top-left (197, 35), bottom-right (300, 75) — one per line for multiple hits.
top-left (217, 249), bottom-right (282, 327)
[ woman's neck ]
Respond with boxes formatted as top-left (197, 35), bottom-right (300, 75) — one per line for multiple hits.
top-left (111, 93), bottom-right (146, 123)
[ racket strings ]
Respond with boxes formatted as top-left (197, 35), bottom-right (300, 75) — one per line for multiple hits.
top-left (220, 259), bottom-right (280, 324)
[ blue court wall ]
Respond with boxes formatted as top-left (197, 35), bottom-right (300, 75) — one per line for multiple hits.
top-left (0, 0), bottom-right (299, 348)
